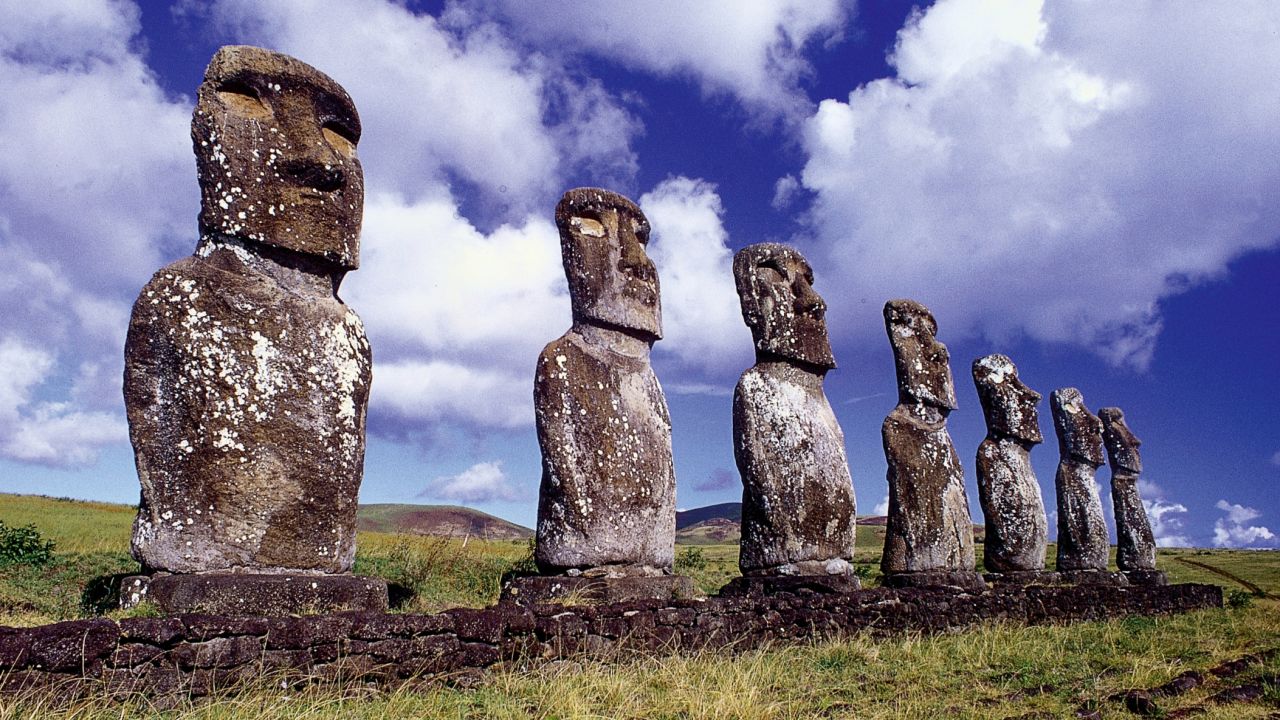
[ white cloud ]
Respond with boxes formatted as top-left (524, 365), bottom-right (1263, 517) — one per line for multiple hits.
top-left (1145, 500), bottom-right (1191, 548)
top-left (371, 360), bottom-right (531, 431)
top-left (641, 177), bottom-right (752, 377)
top-left (477, 0), bottom-right (851, 121)
top-left (197, 0), bottom-right (640, 213)
top-left (872, 494), bottom-right (889, 516)
top-left (0, 337), bottom-right (127, 467)
top-left (1212, 499), bottom-right (1277, 548)
top-left (1270, 450), bottom-right (1280, 467)
top-left (771, 175), bottom-right (802, 211)
top-left (420, 460), bottom-right (520, 503)
top-left (0, 0), bottom-right (191, 464)
top-left (796, 0), bottom-right (1280, 368)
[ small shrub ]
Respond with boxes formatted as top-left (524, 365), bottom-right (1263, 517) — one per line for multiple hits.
top-left (0, 521), bottom-right (55, 567)
top-left (1226, 588), bottom-right (1255, 610)
top-left (509, 538), bottom-right (538, 575)
top-left (674, 546), bottom-right (708, 574)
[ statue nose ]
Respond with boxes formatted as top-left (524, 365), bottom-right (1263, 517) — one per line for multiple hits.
top-left (280, 139), bottom-right (345, 191)
top-left (618, 232), bottom-right (655, 281)
top-left (796, 281), bottom-right (825, 315)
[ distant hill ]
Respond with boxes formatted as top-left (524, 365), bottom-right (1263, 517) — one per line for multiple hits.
top-left (357, 504), bottom-right (532, 540)
top-left (676, 502), bottom-right (742, 529)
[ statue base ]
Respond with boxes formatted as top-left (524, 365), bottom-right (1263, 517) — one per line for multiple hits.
top-left (719, 573), bottom-right (861, 597)
top-left (500, 574), bottom-right (697, 606)
top-left (1057, 569), bottom-right (1130, 586)
top-left (983, 571), bottom-right (1061, 587)
top-left (119, 573), bottom-right (388, 616)
top-left (1123, 569), bottom-right (1168, 586)
top-left (883, 570), bottom-right (987, 592)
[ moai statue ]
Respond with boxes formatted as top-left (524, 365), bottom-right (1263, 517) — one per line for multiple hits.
top-left (121, 46), bottom-right (386, 614)
top-left (972, 354), bottom-right (1051, 583)
top-left (723, 243), bottom-right (858, 596)
top-left (1100, 407), bottom-right (1166, 585)
top-left (1050, 388), bottom-right (1126, 585)
top-left (504, 187), bottom-right (692, 605)
top-left (880, 300), bottom-right (985, 592)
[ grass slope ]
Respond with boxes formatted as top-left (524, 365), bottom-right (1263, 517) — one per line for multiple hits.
top-left (3, 494), bottom-right (1280, 717)
top-left (356, 503), bottom-right (532, 540)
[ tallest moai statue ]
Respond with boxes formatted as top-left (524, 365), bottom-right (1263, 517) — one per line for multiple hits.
top-left (122, 46), bottom-right (385, 614)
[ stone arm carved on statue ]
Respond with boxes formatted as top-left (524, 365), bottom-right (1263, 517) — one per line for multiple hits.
top-left (123, 272), bottom-right (189, 522)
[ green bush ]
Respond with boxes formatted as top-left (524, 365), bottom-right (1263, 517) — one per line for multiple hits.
top-left (674, 546), bottom-right (708, 574)
top-left (1226, 588), bottom-right (1256, 610)
top-left (0, 520), bottom-right (55, 567)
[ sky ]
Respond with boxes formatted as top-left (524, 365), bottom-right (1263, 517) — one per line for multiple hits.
top-left (1, 0), bottom-right (1277, 550)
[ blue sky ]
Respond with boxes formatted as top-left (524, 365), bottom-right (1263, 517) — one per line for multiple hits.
top-left (1, 0), bottom-right (1277, 549)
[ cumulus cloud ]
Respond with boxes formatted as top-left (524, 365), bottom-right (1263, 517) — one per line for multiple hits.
top-left (419, 460), bottom-right (520, 503)
top-left (196, 0), bottom-right (640, 216)
top-left (1212, 500), bottom-right (1277, 548)
top-left (642, 177), bottom-right (752, 377)
top-left (0, 337), bottom-right (127, 467)
top-left (871, 494), bottom-right (889, 516)
top-left (1136, 479), bottom-right (1191, 547)
top-left (693, 468), bottom-right (736, 493)
top-left (0, 0), bottom-right (191, 463)
top-left (476, 0), bottom-right (851, 120)
top-left (771, 175), bottom-right (802, 211)
top-left (796, 0), bottom-right (1280, 367)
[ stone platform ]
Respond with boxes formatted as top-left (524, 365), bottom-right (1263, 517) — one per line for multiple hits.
top-left (2, 582), bottom-right (1221, 702)
top-left (499, 574), bottom-right (696, 605)
top-left (719, 573), bottom-right (862, 597)
top-left (883, 570), bottom-right (988, 592)
top-left (119, 573), bottom-right (388, 616)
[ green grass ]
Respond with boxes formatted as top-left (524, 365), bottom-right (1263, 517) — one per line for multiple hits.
top-left (2, 600), bottom-right (1277, 719)
top-left (3, 492), bottom-right (1280, 717)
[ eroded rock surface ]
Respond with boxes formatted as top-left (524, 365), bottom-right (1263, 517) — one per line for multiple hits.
top-left (125, 46), bottom-right (370, 575)
top-left (972, 354), bottom-right (1048, 573)
top-left (732, 243), bottom-right (855, 578)
top-left (533, 188), bottom-right (675, 577)
top-left (1101, 407), bottom-right (1158, 573)
top-left (880, 300), bottom-right (980, 587)
top-left (1050, 388), bottom-right (1109, 573)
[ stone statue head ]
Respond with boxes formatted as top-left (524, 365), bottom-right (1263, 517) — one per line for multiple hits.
top-left (1099, 407), bottom-right (1142, 474)
top-left (1050, 387), bottom-right (1105, 467)
top-left (193, 45), bottom-right (363, 270)
top-left (733, 243), bottom-right (835, 370)
top-left (972, 354), bottom-right (1042, 444)
top-left (884, 299), bottom-right (957, 411)
top-left (556, 187), bottom-right (661, 340)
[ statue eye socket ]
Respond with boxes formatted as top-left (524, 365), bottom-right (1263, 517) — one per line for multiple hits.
top-left (322, 122), bottom-right (357, 157)
top-left (757, 260), bottom-right (787, 284)
top-left (215, 81), bottom-right (271, 120)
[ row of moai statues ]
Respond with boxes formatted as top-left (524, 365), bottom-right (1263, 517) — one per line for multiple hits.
top-left (121, 46), bottom-right (1162, 615)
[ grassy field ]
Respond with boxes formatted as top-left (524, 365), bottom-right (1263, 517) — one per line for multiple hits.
top-left (2, 492), bottom-right (1279, 718)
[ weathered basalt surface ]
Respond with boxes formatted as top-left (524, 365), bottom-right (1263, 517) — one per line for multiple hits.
top-left (1101, 407), bottom-right (1160, 579)
top-left (972, 354), bottom-right (1048, 574)
top-left (120, 574), bottom-right (388, 616)
top-left (125, 46), bottom-right (371, 578)
top-left (533, 188), bottom-right (676, 579)
top-left (1051, 388), bottom-right (1110, 573)
top-left (0, 584), bottom-right (1222, 701)
top-left (732, 243), bottom-right (855, 578)
top-left (880, 300), bottom-right (980, 586)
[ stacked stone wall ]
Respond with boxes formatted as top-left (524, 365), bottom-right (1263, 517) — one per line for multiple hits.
top-left (0, 583), bottom-right (1221, 701)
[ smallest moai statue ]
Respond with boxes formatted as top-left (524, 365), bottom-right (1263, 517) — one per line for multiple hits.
top-left (1050, 388), bottom-right (1126, 585)
top-left (880, 300), bottom-right (985, 592)
top-left (1100, 407), bottom-right (1166, 585)
top-left (972, 354), bottom-right (1052, 584)
top-left (723, 243), bottom-right (859, 597)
